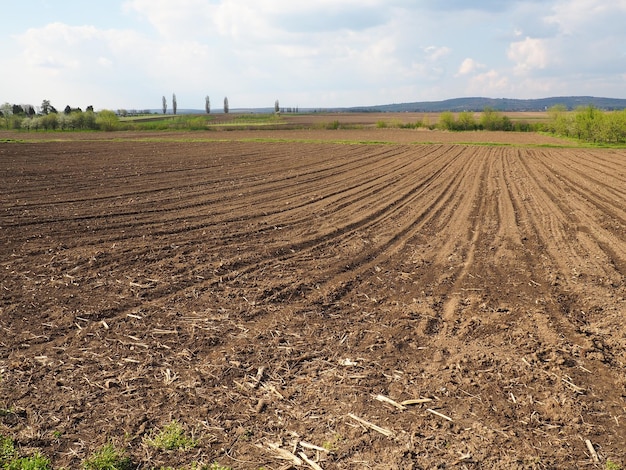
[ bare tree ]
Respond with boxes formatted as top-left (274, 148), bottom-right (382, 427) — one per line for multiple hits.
top-left (275, 100), bottom-right (280, 113)
top-left (162, 96), bottom-right (167, 114)
top-left (172, 93), bottom-right (177, 115)
top-left (223, 96), bottom-right (229, 114)
top-left (205, 96), bottom-right (210, 114)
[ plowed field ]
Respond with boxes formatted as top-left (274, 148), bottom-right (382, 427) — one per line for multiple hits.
top-left (1, 130), bottom-right (625, 468)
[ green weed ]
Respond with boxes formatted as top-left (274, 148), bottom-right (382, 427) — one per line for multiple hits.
top-left (322, 433), bottom-right (344, 452)
top-left (144, 421), bottom-right (197, 451)
top-left (82, 444), bottom-right (132, 470)
top-left (0, 434), bottom-right (17, 464)
top-left (208, 464), bottom-right (232, 470)
top-left (606, 460), bottom-right (622, 470)
top-left (5, 452), bottom-right (51, 470)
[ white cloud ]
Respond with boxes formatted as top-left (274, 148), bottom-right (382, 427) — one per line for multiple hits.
top-left (508, 37), bottom-right (549, 73)
top-left (456, 58), bottom-right (486, 76)
top-left (123, 0), bottom-right (214, 39)
top-left (11, 22), bottom-right (157, 108)
top-left (423, 46), bottom-right (451, 61)
top-left (466, 70), bottom-right (510, 95)
top-left (3, 0), bottom-right (626, 109)
top-left (546, 0), bottom-right (626, 35)
top-left (97, 57), bottom-right (114, 68)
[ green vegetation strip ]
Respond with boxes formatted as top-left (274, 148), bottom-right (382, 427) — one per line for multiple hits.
top-left (6, 135), bottom-right (618, 149)
top-left (0, 432), bottom-right (233, 470)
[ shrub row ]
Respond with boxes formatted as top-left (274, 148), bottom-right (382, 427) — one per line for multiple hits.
top-left (545, 105), bottom-right (626, 143)
top-left (438, 108), bottom-right (525, 132)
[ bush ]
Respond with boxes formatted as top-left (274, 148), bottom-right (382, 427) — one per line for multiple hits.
top-left (96, 110), bottom-right (119, 132)
top-left (40, 113), bottom-right (59, 130)
top-left (457, 111), bottom-right (477, 130)
top-left (479, 107), bottom-right (511, 131)
top-left (438, 111), bottom-right (456, 130)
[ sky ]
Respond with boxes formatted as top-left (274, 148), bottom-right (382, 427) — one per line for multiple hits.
top-left (2, 0), bottom-right (626, 111)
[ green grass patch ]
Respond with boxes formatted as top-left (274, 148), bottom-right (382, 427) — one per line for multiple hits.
top-left (118, 114), bottom-right (178, 122)
top-left (82, 444), bottom-right (132, 470)
top-left (233, 113), bottom-right (280, 122)
top-left (209, 114), bottom-right (285, 128)
top-left (0, 435), bottom-right (17, 464)
top-left (0, 435), bottom-right (51, 470)
top-left (144, 421), bottom-right (197, 451)
top-left (208, 464), bottom-right (233, 470)
top-left (5, 452), bottom-right (51, 470)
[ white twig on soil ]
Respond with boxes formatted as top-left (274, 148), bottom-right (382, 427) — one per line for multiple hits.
top-left (400, 398), bottom-right (433, 406)
top-left (374, 394), bottom-right (407, 410)
top-left (299, 451), bottom-right (324, 470)
top-left (561, 376), bottom-right (585, 394)
top-left (452, 452), bottom-right (472, 465)
top-left (152, 329), bottom-right (178, 335)
top-left (300, 441), bottom-right (331, 454)
top-left (585, 439), bottom-right (599, 463)
top-left (262, 383), bottom-right (285, 400)
top-left (426, 408), bottom-right (453, 422)
top-left (348, 413), bottom-right (394, 437)
top-left (129, 281), bottom-right (155, 288)
top-left (251, 366), bottom-right (265, 389)
top-left (265, 442), bottom-right (303, 465)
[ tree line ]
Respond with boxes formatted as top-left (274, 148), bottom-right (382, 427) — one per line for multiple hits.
top-left (161, 94), bottom-right (230, 114)
top-left (0, 100), bottom-right (105, 131)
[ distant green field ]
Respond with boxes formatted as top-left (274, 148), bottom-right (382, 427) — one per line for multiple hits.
top-left (118, 114), bottom-right (179, 122)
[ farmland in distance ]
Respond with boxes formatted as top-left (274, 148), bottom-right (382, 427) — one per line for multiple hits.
top-left (1, 123), bottom-right (625, 468)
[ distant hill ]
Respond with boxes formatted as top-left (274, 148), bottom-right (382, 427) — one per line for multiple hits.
top-left (346, 96), bottom-right (626, 113)
top-left (144, 97), bottom-right (626, 115)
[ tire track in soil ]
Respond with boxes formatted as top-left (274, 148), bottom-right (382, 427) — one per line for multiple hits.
top-left (499, 148), bottom-right (626, 446)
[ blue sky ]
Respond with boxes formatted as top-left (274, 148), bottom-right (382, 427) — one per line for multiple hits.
top-left (2, 0), bottom-right (626, 111)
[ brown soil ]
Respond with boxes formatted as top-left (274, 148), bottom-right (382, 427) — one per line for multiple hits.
top-left (1, 128), bottom-right (625, 469)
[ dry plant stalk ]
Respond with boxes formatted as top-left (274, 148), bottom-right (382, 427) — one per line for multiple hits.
top-left (348, 413), bottom-right (394, 437)
top-left (251, 366), bottom-right (266, 389)
top-left (374, 394), bottom-right (407, 410)
top-left (400, 398), bottom-right (433, 406)
top-left (300, 441), bottom-right (331, 454)
top-left (584, 439), bottom-right (599, 463)
top-left (266, 442), bottom-right (303, 465)
top-left (426, 408), bottom-right (453, 422)
top-left (299, 451), bottom-right (324, 470)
